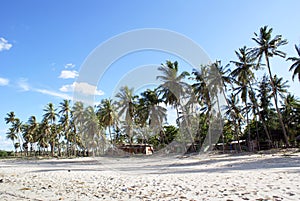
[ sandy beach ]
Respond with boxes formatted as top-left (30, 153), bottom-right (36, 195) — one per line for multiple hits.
top-left (0, 151), bottom-right (299, 201)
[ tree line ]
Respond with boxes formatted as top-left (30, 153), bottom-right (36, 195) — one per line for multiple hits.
top-left (5, 26), bottom-right (300, 157)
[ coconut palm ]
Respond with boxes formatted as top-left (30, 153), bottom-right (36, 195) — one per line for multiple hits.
top-left (43, 102), bottom-right (58, 156)
top-left (201, 61), bottom-right (233, 152)
top-left (287, 44), bottom-right (300, 81)
top-left (281, 94), bottom-right (300, 141)
top-left (27, 116), bottom-right (39, 155)
top-left (115, 86), bottom-right (138, 144)
top-left (139, 89), bottom-right (167, 130)
top-left (272, 75), bottom-right (289, 99)
top-left (156, 61), bottom-right (190, 119)
top-left (82, 106), bottom-right (102, 156)
top-left (224, 93), bottom-right (243, 152)
top-left (6, 128), bottom-right (18, 154)
top-left (231, 46), bottom-right (270, 149)
top-left (72, 101), bottom-right (85, 155)
top-left (12, 118), bottom-right (23, 154)
top-left (5, 111), bottom-right (16, 124)
top-left (59, 99), bottom-right (71, 156)
top-left (97, 98), bottom-right (118, 144)
top-left (251, 25), bottom-right (289, 146)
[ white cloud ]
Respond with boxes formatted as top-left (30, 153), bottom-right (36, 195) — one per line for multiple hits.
top-left (65, 63), bottom-right (75, 68)
top-left (17, 78), bottom-right (30, 91)
top-left (35, 89), bottom-right (72, 100)
top-left (0, 77), bottom-right (9, 86)
top-left (59, 70), bottom-right (79, 79)
top-left (60, 82), bottom-right (104, 96)
top-left (0, 37), bottom-right (12, 51)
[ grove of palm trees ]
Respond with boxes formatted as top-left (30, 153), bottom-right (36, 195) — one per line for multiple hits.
top-left (4, 26), bottom-right (300, 157)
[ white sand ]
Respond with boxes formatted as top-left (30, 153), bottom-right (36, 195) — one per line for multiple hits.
top-left (0, 151), bottom-right (299, 201)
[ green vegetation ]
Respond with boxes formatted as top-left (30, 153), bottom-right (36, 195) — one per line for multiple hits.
top-left (4, 26), bottom-right (300, 157)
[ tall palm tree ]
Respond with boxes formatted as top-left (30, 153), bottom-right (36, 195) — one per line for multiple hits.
top-left (251, 25), bottom-right (289, 146)
top-left (59, 99), bottom-right (71, 156)
top-left (72, 101), bottom-right (85, 155)
top-left (156, 61), bottom-right (190, 120)
top-left (97, 98), bottom-right (118, 144)
top-left (287, 44), bottom-right (300, 81)
top-left (115, 86), bottom-right (137, 144)
top-left (27, 116), bottom-right (39, 155)
top-left (83, 106), bottom-right (102, 156)
top-left (12, 118), bottom-right (23, 154)
top-left (43, 102), bottom-right (58, 156)
top-left (231, 46), bottom-right (270, 150)
top-left (202, 61), bottom-right (233, 152)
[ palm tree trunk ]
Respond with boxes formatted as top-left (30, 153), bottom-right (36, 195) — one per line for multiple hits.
top-left (245, 102), bottom-right (252, 151)
top-left (265, 54), bottom-right (289, 146)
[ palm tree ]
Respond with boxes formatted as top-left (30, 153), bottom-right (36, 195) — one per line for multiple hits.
top-left (6, 128), bottom-right (18, 154)
top-left (59, 99), bottom-right (71, 156)
top-left (5, 111), bottom-right (15, 125)
top-left (156, 61), bottom-right (190, 120)
top-left (72, 101), bottom-right (85, 155)
top-left (27, 116), bottom-right (39, 155)
top-left (281, 94), bottom-right (300, 142)
top-left (231, 46), bottom-right (270, 150)
top-left (97, 98), bottom-right (118, 144)
top-left (12, 118), bottom-right (23, 154)
top-left (115, 86), bottom-right (137, 144)
top-left (287, 44), bottom-right (300, 81)
top-left (43, 103), bottom-right (58, 156)
top-left (272, 75), bottom-right (289, 100)
top-left (224, 93), bottom-right (243, 152)
top-left (202, 61), bottom-right (233, 152)
top-left (139, 89), bottom-right (167, 130)
top-left (83, 106), bottom-right (102, 156)
top-left (251, 25), bottom-right (289, 146)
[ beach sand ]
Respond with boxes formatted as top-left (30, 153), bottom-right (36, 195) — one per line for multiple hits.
top-left (0, 151), bottom-right (299, 200)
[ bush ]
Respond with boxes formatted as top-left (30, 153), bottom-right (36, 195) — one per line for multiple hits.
top-left (0, 150), bottom-right (10, 158)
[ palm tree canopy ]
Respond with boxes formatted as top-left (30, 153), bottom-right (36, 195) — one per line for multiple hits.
top-left (43, 103), bottom-right (58, 123)
top-left (5, 111), bottom-right (15, 124)
top-left (156, 61), bottom-right (190, 107)
top-left (287, 44), bottom-right (300, 81)
top-left (115, 86), bottom-right (136, 122)
top-left (251, 26), bottom-right (288, 63)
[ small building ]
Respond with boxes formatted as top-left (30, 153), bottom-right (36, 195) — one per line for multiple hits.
top-left (118, 144), bottom-right (154, 155)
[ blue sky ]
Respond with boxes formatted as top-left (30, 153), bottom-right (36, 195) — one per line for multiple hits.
top-left (1, 0), bottom-right (300, 150)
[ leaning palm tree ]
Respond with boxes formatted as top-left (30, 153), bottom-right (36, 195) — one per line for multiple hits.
top-left (251, 25), bottom-right (289, 146)
top-left (43, 102), bottom-right (58, 156)
top-left (287, 44), bottom-right (300, 82)
top-left (156, 61), bottom-right (190, 120)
